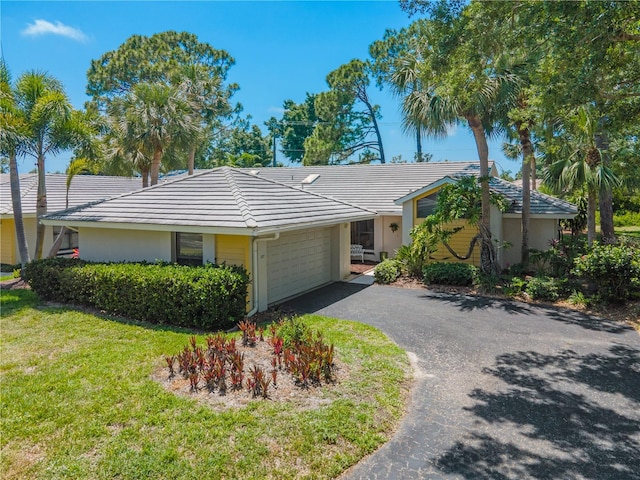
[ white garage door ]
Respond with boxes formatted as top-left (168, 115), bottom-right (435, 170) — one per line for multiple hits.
top-left (267, 228), bottom-right (332, 304)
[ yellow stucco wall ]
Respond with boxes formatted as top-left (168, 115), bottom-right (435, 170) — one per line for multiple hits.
top-left (413, 189), bottom-right (481, 267)
top-left (1, 218), bottom-right (16, 265)
top-left (216, 235), bottom-right (252, 312)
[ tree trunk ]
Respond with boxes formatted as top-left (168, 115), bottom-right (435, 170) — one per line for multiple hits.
top-left (516, 121), bottom-right (533, 267)
top-left (362, 98), bottom-right (385, 164)
top-left (416, 129), bottom-right (423, 162)
top-left (9, 151), bottom-right (31, 268)
top-left (531, 155), bottom-right (537, 191)
top-left (34, 151), bottom-right (47, 260)
top-left (141, 166), bottom-right (150, 188)
top-left (594, 131), bottom-right (616, 244)
top-left (587, 187), bottom-right (597, 247)
top-left (188, 145), bottom-right (196, 175)
top-left (47, 226), bottom-right (66, 258)
top-left (150, 147), bottom-right (163, 186)
top-left (467, 115), bottom-right (499, 275)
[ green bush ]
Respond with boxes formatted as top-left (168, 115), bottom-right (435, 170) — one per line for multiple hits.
top-left (23, 258), bottom-right (249, 330)
top-left (504, 276), bottom-right (527, 297)
top-left (423, 262), bottom-right (478, 286)
top-left (572, 243), bottom-right (640, 302)
top-left (613, 211), bottom-right (640, 227)
top-left (524, 276), bottom-right (562, 301)
top-left (374, 259), bottom-right (401, 284)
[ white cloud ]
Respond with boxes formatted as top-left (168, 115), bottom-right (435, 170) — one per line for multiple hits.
top-left (268, 106), bottom-right (285, 115)
top-left (22, 19), bottom-right (88, 42)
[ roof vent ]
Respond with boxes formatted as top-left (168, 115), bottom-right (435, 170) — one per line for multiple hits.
top-left (249, 170), bottom-right (260, 176)
top-left (301, 174), bottom-right (320, 185)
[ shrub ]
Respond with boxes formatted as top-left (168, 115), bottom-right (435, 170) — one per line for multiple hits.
top-left (504, 276), bottom-right (527, 297)
top-left (423, 262), bottom-right (478, 286)
top-left (277, 316), bottom-right (311, 348)
top-left (572, 243), bottom-right (640, 302)
top-left (23, 258), bottom-right (249, 330)
top-left (374, 259), bottom-right (401, 284)
top-left (524, 276), bottom-right (562, 301)
top-left (613, 211), bottom-right (640, 227)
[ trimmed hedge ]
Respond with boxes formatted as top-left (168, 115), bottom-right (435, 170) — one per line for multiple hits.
top-left (423, 261), bottom-right (478, 286)
top-left (23, 258), bottom-right (249, 330)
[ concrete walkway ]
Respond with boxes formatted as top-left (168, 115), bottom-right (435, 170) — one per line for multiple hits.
top-left (284, 283), bottom-right (640, 480)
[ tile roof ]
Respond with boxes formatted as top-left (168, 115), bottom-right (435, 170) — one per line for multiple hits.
top-left (391, 174), bottom-right (577, 217)
top-left (43, 167), bottom-right (375, 232)
top-left (489, 177), bottom-right (578, 216)
top-left (0, 174), bottom-right (142, 216)
top-left (241, 161), bottom-right (489, 214)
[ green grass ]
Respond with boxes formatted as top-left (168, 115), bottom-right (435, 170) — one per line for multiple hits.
top-left (0, 290), bottom-right (410, 480)
top-left (618, 226), bottom-right (640, 239)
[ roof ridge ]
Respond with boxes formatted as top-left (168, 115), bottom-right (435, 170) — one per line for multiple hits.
top-left (223, 168), bottom-right (258, 228)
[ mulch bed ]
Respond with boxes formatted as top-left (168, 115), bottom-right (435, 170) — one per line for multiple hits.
top-left (350, 262), bottom-right (377, 275)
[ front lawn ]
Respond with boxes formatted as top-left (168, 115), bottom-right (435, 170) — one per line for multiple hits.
top-left (0, 290), bottom-right (410, 479)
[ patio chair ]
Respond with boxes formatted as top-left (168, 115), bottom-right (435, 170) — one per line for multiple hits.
top-left (350, 244), bottom-right (365, 263)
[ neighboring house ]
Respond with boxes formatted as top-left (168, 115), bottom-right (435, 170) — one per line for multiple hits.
top-left (41, 167), bottom-right (375, 314)
top-left (241, 161), bottom-right (500, 262)
top-left (40, 162), bottom-right (577, 313)
top-left (394, 175), bottom-right (578, 268)
top-left (0, 174), bottom-right (141, 264)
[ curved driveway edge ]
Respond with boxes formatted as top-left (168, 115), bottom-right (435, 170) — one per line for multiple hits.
top-left (284, 283), bottom-right (640, 480)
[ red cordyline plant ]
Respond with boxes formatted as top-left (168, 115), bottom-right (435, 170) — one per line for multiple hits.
top-left (238, 320), bottom-right (257, 347)
top-left (165, 316), bottom-right (337, 399)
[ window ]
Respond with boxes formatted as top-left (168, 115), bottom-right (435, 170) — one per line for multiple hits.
top-left (351, 219), bottom-right (374, 250)
top-left (175, 233), bottom-right (203, 266)
top-left (52, 226), bottom-right (78, 254)
top-left (416, 192), bottom-right (439, 218)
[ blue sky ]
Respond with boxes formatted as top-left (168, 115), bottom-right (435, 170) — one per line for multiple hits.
top-left (2, 0), bottom-right (519, 175)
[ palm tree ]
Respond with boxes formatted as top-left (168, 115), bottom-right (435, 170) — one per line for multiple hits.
top-left (111, 82), bottom-right (197, 186)
top-left (176, 64), bottom-right (236, 175)
top-left (0, 61), bottom-right (30, 268)
top-left (47, 158), bottom-right (92, 258)
top-left (544, 106), bottom-right (620, 246)
top-left (12, 71), bottom-right (89, 259)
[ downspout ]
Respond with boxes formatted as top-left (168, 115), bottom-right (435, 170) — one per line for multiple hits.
top-left (246, 232), bottom-right (280, 317)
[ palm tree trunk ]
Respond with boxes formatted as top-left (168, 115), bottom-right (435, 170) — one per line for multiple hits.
top-left (531, 156), bottom-right (537, 191)
top-left (34, 151), bottom-right (47, 260)
top-left (150, 147), bottom-right (162, 186)
top-left (9, 151), bottom-right (30, 268)
top-left (587, 187), bottom-right (597, 247)
top-left (595, 131), bottom-right (615, 244)
top-left (188, 145), bottom-right (196, 175)
top-left (48, 227), bottom-right (66, 258)
top-left (467, 115), bottom-right (498, 275)
top-left (416, 129), bottom-right (423, 162)
top-left (141, 166), bottom-right (150, 188)
top-left (517, 121), bottom-right (533, 267)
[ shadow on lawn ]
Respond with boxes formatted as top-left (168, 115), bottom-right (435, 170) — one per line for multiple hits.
top-left (422, 291), bottom-right (631, 334)
top-left (435, 344), bottom-right (640, 479)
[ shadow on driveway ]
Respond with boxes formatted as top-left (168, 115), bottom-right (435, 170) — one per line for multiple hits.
top-left (437, 344), bottom-right (640, 479)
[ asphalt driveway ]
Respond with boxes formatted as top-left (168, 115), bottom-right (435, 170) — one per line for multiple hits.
top-left (283, 283), bottom-right (640, 480)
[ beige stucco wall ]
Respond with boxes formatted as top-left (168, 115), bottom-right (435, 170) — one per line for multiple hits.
top-left (78, 227), bottom-right (172, 263)
top-left (502, 217), bottom-right (560, 269)
top-left (375, 215), bottom-right (403, 259)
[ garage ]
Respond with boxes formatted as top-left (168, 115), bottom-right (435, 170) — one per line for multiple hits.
top-left (267, 228), bottom-right (332, 304)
